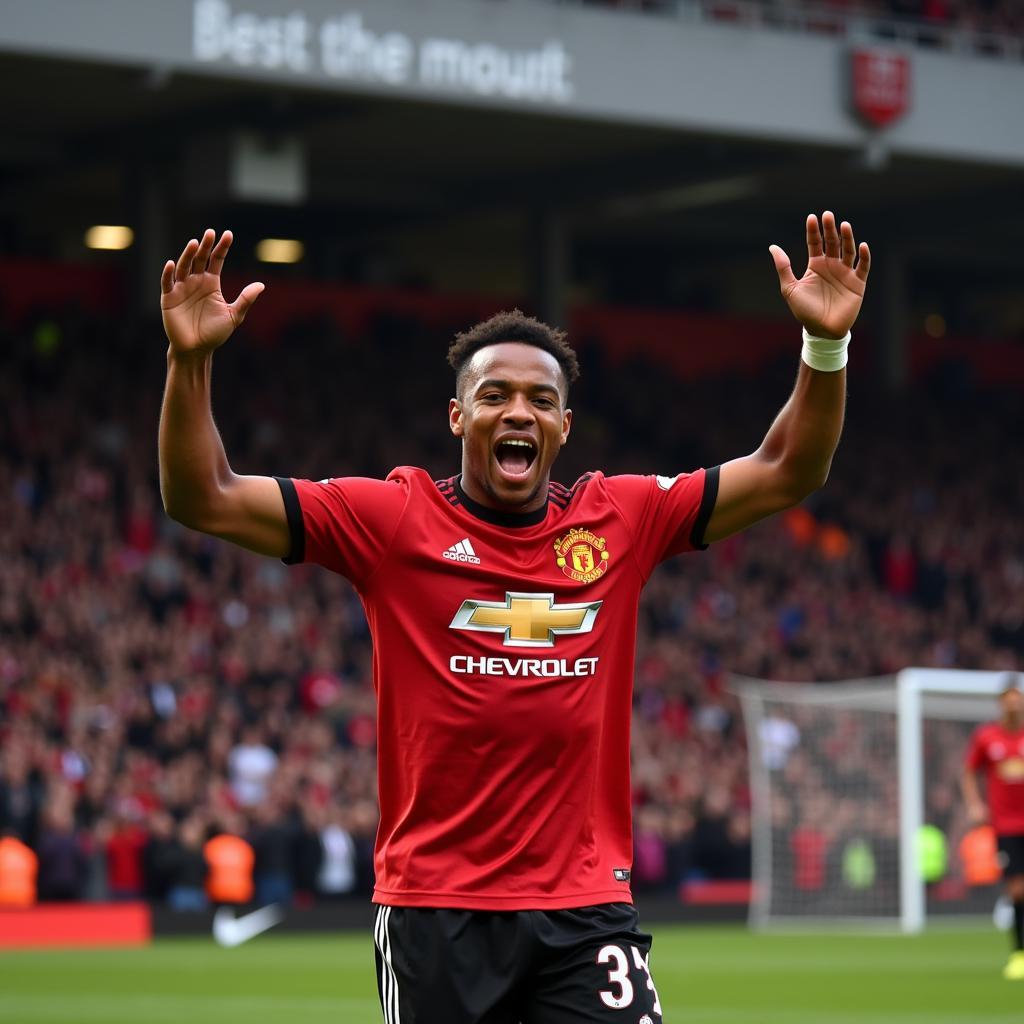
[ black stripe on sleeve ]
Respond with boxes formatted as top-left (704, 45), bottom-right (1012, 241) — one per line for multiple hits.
top-left (689, 464), bottom-right (721, 551)
top-left (568, 473), bottom-right (593, 501)
top-left (275, 476), bottom-right (305, 565)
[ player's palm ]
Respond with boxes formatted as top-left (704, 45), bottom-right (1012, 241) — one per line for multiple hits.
top-left (161, 229), bottom-right (263, 356)
top-left (770, 212), bottom-right (871, 340)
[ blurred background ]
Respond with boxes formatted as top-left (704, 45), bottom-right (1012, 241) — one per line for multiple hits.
top-left (1, 0), bottom-right (1022, 933)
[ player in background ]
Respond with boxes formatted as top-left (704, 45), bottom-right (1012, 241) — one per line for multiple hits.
top-left (963, 677), bottom-right (1024, 979)
top-left (158, 212), bottom-right (869, 1023)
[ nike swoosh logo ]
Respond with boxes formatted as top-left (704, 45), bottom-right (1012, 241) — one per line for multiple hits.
top-left (212, 904), bottom-right (285, 947)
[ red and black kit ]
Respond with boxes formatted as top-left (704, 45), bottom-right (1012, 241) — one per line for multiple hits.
top-left (277, 464), bottom-right (718, 1021)
top-left (966, 722), bottom-right (1024, 874)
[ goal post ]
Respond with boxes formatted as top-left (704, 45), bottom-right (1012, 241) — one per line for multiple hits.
top-left (737, 669), bottom-right (1012, 933)
top-left (896, 669), bottom-right (1008, 933)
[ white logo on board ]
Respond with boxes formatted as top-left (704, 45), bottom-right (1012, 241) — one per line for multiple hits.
top-left (212, 904), bottom-right (284, 947)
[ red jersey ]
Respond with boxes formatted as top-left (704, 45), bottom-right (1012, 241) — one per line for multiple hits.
top-left (965, 722), bottom-right (1024, 835)
top-left (278, 465), bottom-right (717, 909)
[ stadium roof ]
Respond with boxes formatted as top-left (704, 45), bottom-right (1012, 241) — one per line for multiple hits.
top-left (3, 54), bottom-right (1020, 256)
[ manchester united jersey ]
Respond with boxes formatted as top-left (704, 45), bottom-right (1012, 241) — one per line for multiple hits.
top-left (966, 722), bottom-right (1024, 836)
top-left (277, 465), bottom-right (718, 910)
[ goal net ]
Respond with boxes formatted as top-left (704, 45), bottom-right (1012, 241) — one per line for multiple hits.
top-left (737, 669), bottom-right (1012, 932)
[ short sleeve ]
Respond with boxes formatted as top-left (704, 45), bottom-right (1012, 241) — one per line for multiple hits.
top-left (275, 475), bottom-right (409, 587)
top-left (605, 466), bottom-right (719, 577)
top-left (965, 728), bottom-right (988, 772)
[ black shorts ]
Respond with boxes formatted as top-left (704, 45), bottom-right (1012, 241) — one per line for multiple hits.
top-left (372, 902), bottom-right (664, 1024)
top-left (998, 834), bottom-right (1024, 878)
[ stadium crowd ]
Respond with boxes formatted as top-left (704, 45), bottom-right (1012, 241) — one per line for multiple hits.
top-left (0, 298), bottom-right (1021, 906)
top-left (567, 0), bottom-right (1024, 43)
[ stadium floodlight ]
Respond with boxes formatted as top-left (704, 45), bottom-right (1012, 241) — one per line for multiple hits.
top-left (256, 238), bottom-right (303, 264)
top-left (737, 669), bottom-right (1010, 933)
top-left (84, 225), bottom-right (134, 250)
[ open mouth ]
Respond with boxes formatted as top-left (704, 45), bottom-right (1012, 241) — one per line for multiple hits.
top-left (493, 437), bottom-right (538, 480)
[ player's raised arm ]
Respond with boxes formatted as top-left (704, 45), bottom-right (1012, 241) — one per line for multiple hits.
top-left (703, 211), bottom-right (871, 544)
top-left (158, 229), bottom-right (290, 558)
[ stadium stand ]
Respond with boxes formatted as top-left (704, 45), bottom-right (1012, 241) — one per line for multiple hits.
top-left (1, 276), bottom-right (1020, 905)
top-left (560, 0), bottom-right (1024, 45)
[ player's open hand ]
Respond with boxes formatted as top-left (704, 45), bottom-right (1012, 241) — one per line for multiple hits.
top-left (160, 230), bottom-right (264, 357)
top-left (770, 212), bottom-right (870, 339)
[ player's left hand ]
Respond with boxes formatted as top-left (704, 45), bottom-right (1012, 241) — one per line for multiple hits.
top-left (770, 211), bottom-right (871, 339)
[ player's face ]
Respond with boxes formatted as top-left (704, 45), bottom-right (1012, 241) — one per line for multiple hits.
top-left (1001, 688), bottom-right (1024, 722)
top-left (449, 342), bottom-right (572, 512)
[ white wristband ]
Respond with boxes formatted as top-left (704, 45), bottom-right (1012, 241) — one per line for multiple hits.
top-left (801, 327), bottom-right (851, 372)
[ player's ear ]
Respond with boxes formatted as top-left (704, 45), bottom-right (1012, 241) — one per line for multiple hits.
top-left (560, 408), bottom-right (572, 446)
top-left (449, 397), bottom-right (464, 438)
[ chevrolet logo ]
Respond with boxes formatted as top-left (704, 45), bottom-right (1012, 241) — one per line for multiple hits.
top-left (449, 592), bottom-right (602, 648)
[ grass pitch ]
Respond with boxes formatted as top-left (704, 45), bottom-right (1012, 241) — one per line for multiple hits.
top-left (1, 925), bottom-right (1020, 1023)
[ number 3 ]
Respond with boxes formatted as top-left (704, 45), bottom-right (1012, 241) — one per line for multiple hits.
top-left (597, 945), bottom-right (633, 1009)
top-left (596, 944), bottom-right (663, 1014)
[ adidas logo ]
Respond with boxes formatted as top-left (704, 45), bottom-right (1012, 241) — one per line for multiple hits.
top-left (443, 538), bottom-right (481, 565)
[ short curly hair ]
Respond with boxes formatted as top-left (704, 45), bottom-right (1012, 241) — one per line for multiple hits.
top-left (447, 309), bottom-right (580, 398)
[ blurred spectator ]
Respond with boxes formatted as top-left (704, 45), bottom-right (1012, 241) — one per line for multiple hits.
top-left (204, 822), bottom-right (255, 906)
top-left (228, 725), bottom-right (278, 809)
top-left (105, 813), bottom-right (148, 900)
top-left (35, 804), bottom-right (88, 901)
top-left (168, 817), bottom-right (209, 912)
top-left (664, 806), bottom-right (697, 886)
top-left (82, 819), bottom-right (111, 902)
top-left (0, 746), bottom-right (41, 847)
top-left (790, 823), bottom-right (829, 891)
top-left (633, 806), bottom-right (669, 890)
top-left (883, 534), bottom-right (916, 598)
top-left (316, 805), bottom-right (358, 898)
top-left (759, 715), bottom-right (800, 770)
top-left (0, 829), bottom-right (37, 907)
top-left (249, 799), bottom-right (297, 906)
top-left (142, 810), bottom-right (178, 902)
top-left (693, 788), bottom-right (748, 879)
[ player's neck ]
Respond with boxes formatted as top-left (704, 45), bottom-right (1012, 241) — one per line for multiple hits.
top-left (458, 470), bottom-right (550, 517)
top-left (1002, 715), bottom-right (1023, 732)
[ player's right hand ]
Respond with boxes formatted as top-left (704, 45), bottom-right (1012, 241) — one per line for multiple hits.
top-left (160, 229), bottom-right (264, 357)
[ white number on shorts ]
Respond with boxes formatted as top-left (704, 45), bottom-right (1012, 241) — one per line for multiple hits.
top-left (597, 945), bottom-right (634, 1009)
top-left (631, 945), bottom-right (663, 1016)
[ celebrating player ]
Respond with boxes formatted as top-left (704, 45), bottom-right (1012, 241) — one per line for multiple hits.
top-left (159, 212), bottom-right (869, 1022)
top-left (963, 677), bottom-right (1024, 980)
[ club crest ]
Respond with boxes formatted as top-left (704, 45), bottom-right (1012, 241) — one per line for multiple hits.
top-left (554, 528), bottom-right (610, 584)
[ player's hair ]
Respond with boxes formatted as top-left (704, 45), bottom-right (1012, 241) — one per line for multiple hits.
top-left (447, 309), bottom-right (580, 397)
top-left (1001, 672), bottom-right (1022, 695)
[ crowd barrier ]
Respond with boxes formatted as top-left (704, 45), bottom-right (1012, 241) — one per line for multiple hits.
top-left (0, 886), bottom-right (748, 949)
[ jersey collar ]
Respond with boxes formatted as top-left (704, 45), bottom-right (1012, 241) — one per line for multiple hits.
top-left (455, 476), bottom-right (550, 528)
